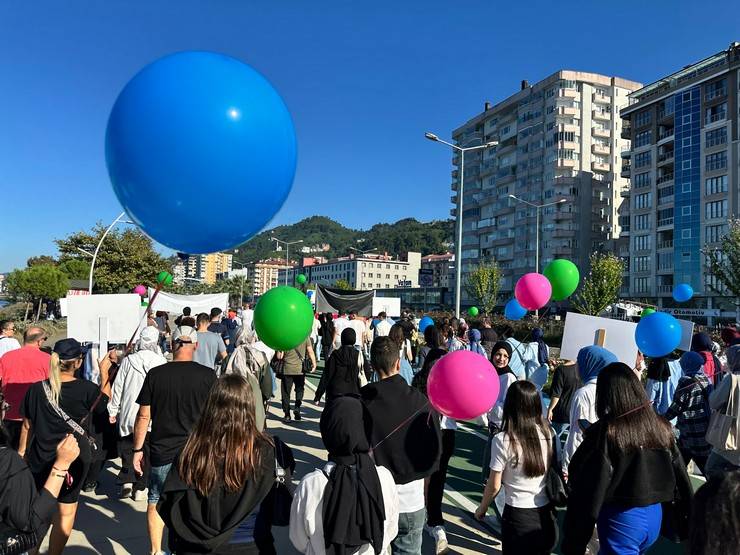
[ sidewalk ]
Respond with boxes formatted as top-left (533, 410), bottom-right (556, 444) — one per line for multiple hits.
top-left (41, 394), bottom-right (501, 554)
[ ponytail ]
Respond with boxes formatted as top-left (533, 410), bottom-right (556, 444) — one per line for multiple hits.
top-left (49, 352), bottom-right (62, 406)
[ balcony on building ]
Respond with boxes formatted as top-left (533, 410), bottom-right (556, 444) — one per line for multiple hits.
top-left (620, 164), bottom-right (631, 178)
top-left (657, 215), bottom-right (674, 229)
top-left (592, 161), bottom-right (610, 172)
top-left (621, 120), bottom-right (632, 139)
top-left (451, 194), bottom-right (458, 204)
top-left (620, 186), bottom-right (631, 198)
top-left (657, 107), bottom-right (674, 124)
top-left (556, 158), bottom-right (577, 170)
top-left (657, 231), bottom-right (673, 250)
top-left (657, 126), bottom-right (674, 143)
top-left (657, 147), bottom-right (674, 166)
top-left (592, 127), bottom-right (611, 139)
top-left (592, 143), bottom-right (611, 156)
top-left (592, 92), bottom-right (611, 104)
top-left (656, 172), bottom-right (674, 185)
top-left (593, 109), bottom-right (611, 122)
top-left (559, 88), bottom-right (578, 99)
top-left (450, 207), bottom-right (457, 217)
top-left (657, 284), bottom-right (673, 295)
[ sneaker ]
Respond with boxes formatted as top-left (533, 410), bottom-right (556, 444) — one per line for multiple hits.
top-left (282, 414), bottom-right (292, 424)
top-left (119, 483), bottom-right (133, 499)
top-left (132, 489), bottom-right (147, 502)
top-left (82, 481), bottom-right (97, 493)
top-left (294, 411), bottom-right (302, 421)
top-left (430, 525), bottom-right (449, 554)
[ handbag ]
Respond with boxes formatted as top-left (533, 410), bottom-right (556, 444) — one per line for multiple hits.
top-left (545, 434), bottom-right (569, 507)
top-left (270, 354), bottom-right (285, 379)
top-left (269, 437), bottom-right (295, 527)
top-left (299, 347), bottom-right (312, 374)
top-left (705, 374), bottom-right (739, 450)
top-left (0, 526), bottom-right (38, 555)
top-left (41, 381), bottom-right (98, 461)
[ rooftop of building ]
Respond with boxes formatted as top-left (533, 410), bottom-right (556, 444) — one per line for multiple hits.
top-left (422, 253), bottom-right (454, 262)
top-left (622, 42), bottom-right (740, 115)
top-left (453, 69), bottom-right (643, 136)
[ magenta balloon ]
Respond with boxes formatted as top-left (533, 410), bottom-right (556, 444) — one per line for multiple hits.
top-left (514, 273), bottom-right (552, 311)
top-left (133, 285), bottom-right (147, 296)
top-left (427, 350), bottom-right (500, 420)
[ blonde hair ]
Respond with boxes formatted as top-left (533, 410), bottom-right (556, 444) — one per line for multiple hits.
top-left (48, 352), bottom-right (79, 406)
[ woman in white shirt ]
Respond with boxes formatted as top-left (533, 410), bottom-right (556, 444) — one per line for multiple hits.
top-left (475, 381), bottom-right (557, 555)
top-left (290, 396), bottom-right (399, 555)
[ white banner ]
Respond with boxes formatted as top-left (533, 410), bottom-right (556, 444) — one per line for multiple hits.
top-left (147, 289), bottom-right (228, 315)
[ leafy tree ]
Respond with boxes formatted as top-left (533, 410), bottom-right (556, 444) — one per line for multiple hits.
top-left (703, 218), bottom-right (740, 320)
top-left (464, 260), bottom-right (502, 315)
top-left (27, 255), bottom-right (57, 267)
top-left (58, 259), bottom-right (91, 281)
top-left (5, 265), bottom-right (68, 321)
top-left (55, 225), bottom-right (172, 293)
top-left (333, 279), bottom-right (352, 291)
top-left (572, 253), bottom-right (624, 316)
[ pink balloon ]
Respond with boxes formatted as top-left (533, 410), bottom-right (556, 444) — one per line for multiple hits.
top-left (133, 285), bottom-right (147, 296)
top-left (514, 273), bottom-right (552, 310)
top-left (427, 350), bottom-right (500, 420)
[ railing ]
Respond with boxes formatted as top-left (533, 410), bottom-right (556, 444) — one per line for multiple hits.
top-left (658, 129), bottom-right (674, 140)
top-left (658, 194), bottom-right (674, 205)
top-left (707, 111), bottom-right (726, 124)
top-left (657, 173), bottom-right (674, 184)
top-left (657, 217), bottom-right (674, 226)
top-left (658, 152), bottom-right (674, 163)
top-left (705, 87), bottom-right (727, 101)
top-left (657, 109), bottom-right (675, 120)
top-left (658, 240), bottom-right (674, 249)
top-left (658, 285), bottom-right (673, 294)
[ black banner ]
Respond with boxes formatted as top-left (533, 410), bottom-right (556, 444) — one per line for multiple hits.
top-left (315, 285), bottom-right (374, 317)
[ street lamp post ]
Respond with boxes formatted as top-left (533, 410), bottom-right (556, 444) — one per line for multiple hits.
top-left (271, 236), bottom-right (303, 285)
top-left (425, 132), bottom-right (498, 317)
top-left (88, 212), bottom-right (135, 293)
top-left (508, 195), bottom-right (567, 274)
top-left (232, 261), bottom-right (250, 305)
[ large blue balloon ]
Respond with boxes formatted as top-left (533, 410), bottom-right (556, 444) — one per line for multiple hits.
top-left (504, 299), bottom-right (527, 320)
top-left (418, 316), bottom-right (434, 333)
top-left (635, 312), bottom-right (682, 358)
top-left (106, 51), bottom-right (297, 253)
top-left (672, 283), bottom-right (694, 303)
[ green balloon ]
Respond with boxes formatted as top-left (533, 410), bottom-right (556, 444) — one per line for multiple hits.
top-left (543, 259), bottom-right (580, 301)
top-left (254, 286), bottom-right (314, 351)
top-left (141, 301), bottom-right (149, 307)
top-left (468, 306), bottom-right (479, 317)
top-left (157, 271), bottom-right (173, 286)
top-left (296, 273), bottom-right (307, 285)
top-left (641, 308), bottom-right (656, 317)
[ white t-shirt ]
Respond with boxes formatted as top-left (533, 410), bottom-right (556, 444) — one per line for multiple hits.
top-left (333, 317), bottom-right (350, 347)
top-left (349, 320), bottom-right (366, 347)
top-left (563, 381), bottom-right (597, 472)
top-left (396, 478), bottom-right (425, 514)
top-left (490, 429), bottom-right (551, 508)
top-left (310, 318), bottom-right (321, 342)
top-left (374, 319), bottom-right (392, 338)
top-left (0, 337), bottom-right (21, 360)
top-left (486, 373), bottom-right (518, 427)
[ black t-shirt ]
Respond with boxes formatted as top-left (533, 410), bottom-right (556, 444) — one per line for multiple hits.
top-left (208, 322), bottom-right (229, 343)
top-left (21, 379), bottom-right (108, 473)
top-left (479, 328), bottom-right (499, 343)
top-left (136, 361), bottom-right (216, 466)
top-left (550, 363), bottom-right (580, 424)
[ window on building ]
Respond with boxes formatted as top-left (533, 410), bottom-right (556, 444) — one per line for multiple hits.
top-left (634, 151), bottom-right (651, 168)
top-left (634, 256), bottom-right (650, 272)
top-left (633, 172), bottom-right (651, 189)
top-left (634, 109), bottom-right (651, 127)
top-left (634, 130), bottom-right (651, 148)
top-left (706, 175), bottom-right (728, 195)
top-left (681, 229), bottom-right (692, 239)
top-left (706, 127), bottom-right (727, 148)
top-left (681, 206), bottom-right (692, 216)
top-left (705, 102), bottom-right (727, 124)
top-left (635, 214), bottom-right (651, 230)
top-left (706, 151), bottom-right (727, 172)
top-left (634, 235), bottom-right (651, 251)
top-left (705, 78), bottom-right (727, 100)
top-left (705, 224), bottom-right (728, 244)
top-left (705, 199), bottom-right (728, 220)
top-left (634, 277), bottom-right (649, 293)
top-left (634, 192), bottom-right (652, 210)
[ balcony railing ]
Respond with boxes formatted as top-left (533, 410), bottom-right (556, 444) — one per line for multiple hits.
top-left (656, 173), bottom-right (674, 185)
top-left (658, 129), bottom-right (674, 141)
top-left (657, 217), bottom-right (674, 227)
top-left (658, 285), bottom-right (673, 294)
top-left (657, 240), bottom-right (673, 249)
top-left (705, 87), bottom-right (727, 101)
top-left (657, 152), bottom-right (674, 163)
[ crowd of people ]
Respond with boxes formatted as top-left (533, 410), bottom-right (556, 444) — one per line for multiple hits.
top-left (0, 309), bottom-right (739, 555)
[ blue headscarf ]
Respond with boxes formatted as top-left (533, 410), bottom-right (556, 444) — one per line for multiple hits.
top-left (680, 351), bottom-right (705, 377)
top-left (531, 328), bottom-right (548, 366)
top-left (577, 345), bottom-right (618, 383)
top-left (467, 329), bottom-right (486, 357)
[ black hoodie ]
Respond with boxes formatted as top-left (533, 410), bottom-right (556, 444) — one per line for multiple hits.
top-left (314, 346), bottom-right (361, 403)
top-left (360, 374), bottom-right (441, 485)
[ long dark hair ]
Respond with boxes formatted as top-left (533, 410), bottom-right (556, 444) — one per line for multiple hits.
top-left (596, 362), bottom-right (673, 453)
top-left (424, 325), bottom-right (443, 349)
top-left (179, 374), bottom-right (273, 496)
top-left (689, 471), bottom-right (740, 555)
top-left (501, 381), bottom-right (550, 477)
top-left (389, 324), bottom-right (405, 350)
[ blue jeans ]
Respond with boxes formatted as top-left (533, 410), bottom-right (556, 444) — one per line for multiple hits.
top-left (597, 503), bottom-right (661, 554)
top-left (392, 508), bottom-right (425, 555)
top-left (148, 462), bottom-right (173, 504)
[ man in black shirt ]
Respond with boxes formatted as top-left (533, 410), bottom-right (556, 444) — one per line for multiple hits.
top-left (207, 307), bottom-right (230, 349)
top-left (132, 328), bottom-right (215, 555)
top-left (547, 360), bottom-right (580, 443)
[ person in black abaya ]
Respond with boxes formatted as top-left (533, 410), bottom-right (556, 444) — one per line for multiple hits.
top-left (314, 328), bottom-right (363, 404)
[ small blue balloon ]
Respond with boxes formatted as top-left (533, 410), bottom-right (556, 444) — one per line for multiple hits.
top-left (672, 283), bottom-right (694, 303)
top-left (106, 51), bottom-right (297, 253)
top-left (504, 299), bottom-right (527, 321)
top-left (419, 316), bottom-right (434, 333)
top-left (635, 312), bottom-right (682, 358)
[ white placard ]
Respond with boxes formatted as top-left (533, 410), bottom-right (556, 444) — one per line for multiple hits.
top-left (372, 297), bottom-right (401, 318)
top-left (67, 294), bottom-right (142, 343)
top-left (147, 289), bottom-right (228, 315)
top-left (560, 312), bottom-right (638, 366)
top-left (676, 318), bottom-right (695, 351)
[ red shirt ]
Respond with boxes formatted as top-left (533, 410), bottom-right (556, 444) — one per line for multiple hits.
top-left (0, 346), bottom-right (50, 420)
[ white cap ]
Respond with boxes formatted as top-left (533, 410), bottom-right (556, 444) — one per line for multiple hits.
top-left (175, 326), bottom-right (198, 343)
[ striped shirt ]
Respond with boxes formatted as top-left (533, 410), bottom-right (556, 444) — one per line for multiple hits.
top-left (664, 374), bottom-right (713, 457)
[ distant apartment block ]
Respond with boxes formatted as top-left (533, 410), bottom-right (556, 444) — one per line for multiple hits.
top-left (452, 71), bottom-right (642, 303)
top-left (620, 42), bottom-right (739, 309)
top-left (421, 253), bottom-right (454, 288)
top-left (180, 252), bottom-right (233, 285)
top-left (251, 259), bottom-right (293, 296)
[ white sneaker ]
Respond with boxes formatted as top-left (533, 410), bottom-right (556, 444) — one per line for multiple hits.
top-left (132, 489), bottom-right (147, 502)
top-left (430, 525), bottom-right (449, 554)
top-left (119, 483), bottom-right (133, 499)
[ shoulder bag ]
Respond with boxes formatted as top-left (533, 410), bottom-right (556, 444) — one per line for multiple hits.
top-left (270, 354), bottom-right (285, 379)
top-left (0, 525), bottom-right (37, 555)
top-left (268, 437), bottom-right (295, 527)
top-left (705, 374), bottom-right (739, 451)
top-left (545, 433), bottom-right (569, 507)
top-left (298, 344), bottom-right (312, 374)
top-left (41, 381), bottom-right (98, 461)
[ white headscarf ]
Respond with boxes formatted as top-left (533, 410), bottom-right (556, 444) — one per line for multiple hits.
top-left (136, 326), bottom-right (162, 355)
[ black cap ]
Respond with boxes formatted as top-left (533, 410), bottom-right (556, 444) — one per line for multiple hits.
top-left (53, 338), bottom-right (83, 360)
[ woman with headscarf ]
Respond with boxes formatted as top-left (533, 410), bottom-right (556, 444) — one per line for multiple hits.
top-left (290, 396), bottom-right (399, 555)
top-left (562, 345), bottom-right (618, 474)
top-left (108, 326), bottom-right (167, 500)
top-left (645, 355), bottom-right (682, 417)
top-left (467, 328), bottom-right (486, 357)
top-left (692, 332), bottom-right (722, 385)
top-left (664, 351), bottom-right (713, 475)
top-left (314, 328), bottom-right (364, 404)
top-left (528, 328), bottom-right (550, 391)
top-left (320, 312), bottom-right (336, 361)
top-left (704, 344), bottom-right (740, 478)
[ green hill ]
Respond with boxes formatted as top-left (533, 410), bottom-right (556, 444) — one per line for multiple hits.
top-left (232, 216), bottom-right (453, 264)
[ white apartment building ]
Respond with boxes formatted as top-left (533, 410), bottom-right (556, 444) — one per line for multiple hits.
top-left (252, 259), bottom-right (292, 296)
top-left (452, 71), bottom-right (642, 303)
top-left (279, 252), bottom-right (422, 290)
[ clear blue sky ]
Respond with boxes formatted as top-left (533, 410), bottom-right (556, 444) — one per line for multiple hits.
top-left (1, 0), bottom-right (737, 272)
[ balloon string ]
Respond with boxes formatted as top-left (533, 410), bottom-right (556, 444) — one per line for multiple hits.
top-left (370, 401), bottom-right (430, 453)
top-left (125, 283), bottom-right (164, 354)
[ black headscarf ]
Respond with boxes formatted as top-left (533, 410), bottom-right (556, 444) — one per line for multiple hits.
top-left (320, 396), bottom-right (385, 555)
top-left (491, 341), bottom-right (514, 376)
top-left (646, 356), bottom-right (671, 382)
top-left (341, 327), bottom-right (357, 346)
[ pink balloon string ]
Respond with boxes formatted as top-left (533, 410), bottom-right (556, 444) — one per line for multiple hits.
top-left (370, 401), bottom-right (431, 453)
